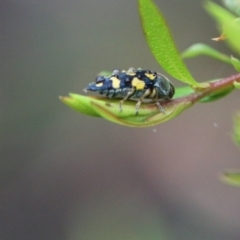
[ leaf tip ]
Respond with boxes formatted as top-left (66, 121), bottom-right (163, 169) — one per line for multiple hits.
top-left (221, 171), bottom-right (240, 186)
top-left (59, 95), bottom-right (71, 103)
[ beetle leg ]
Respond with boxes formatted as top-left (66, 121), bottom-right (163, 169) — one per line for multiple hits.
top-left (119, 88), bottom-right (135, 112)
top-left (155, 90), bottom-right (165, 113)
top-left (135, 89), bottom-right (151, 115)
top-left (156, 101), bottom-right (165, 113)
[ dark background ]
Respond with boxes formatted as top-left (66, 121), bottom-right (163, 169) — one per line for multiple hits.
top-left (1, 0), bottom-right (240, 239)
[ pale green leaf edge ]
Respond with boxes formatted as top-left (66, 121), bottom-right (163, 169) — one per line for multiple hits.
top-left (138, 0), bottom-right (200, 87)
top-left (182, 43), bottom-right (232, 64)
top-left (221, 172), bottom-right (240, 186)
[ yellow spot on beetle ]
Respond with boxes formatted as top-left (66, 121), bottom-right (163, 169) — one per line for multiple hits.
top-left (96, 82), bottom-right (103, 87)
top-left (145, 73), bottom-right (156, 80)
top-left (110, 77), bottom-right (121, 89)
top-left (132, 77), bottom-right (145, 90)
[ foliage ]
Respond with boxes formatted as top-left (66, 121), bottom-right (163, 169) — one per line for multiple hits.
top-left (60, 0), bottom-right (240, 184)
top-left (61, 0), bottom-right (239, 126)
top-left (222, 112), bottom-right (240, 186)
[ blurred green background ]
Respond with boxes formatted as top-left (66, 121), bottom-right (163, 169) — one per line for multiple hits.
top-left (1, 0), bottom-right (240, 239)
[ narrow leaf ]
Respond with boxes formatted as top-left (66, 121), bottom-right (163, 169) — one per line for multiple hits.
top-left (97, 71), bottom-right (112, 77)
top-left (234, 81), bottom-right (240, 88)
top-left (60, 93), bottom-right (193, 127)
top-left (60, 94), bottom-right (100, 117)
top-left (182, 43), bottom-right (232, 64)
top-left (205, 1), bottom-right (240, 54)
top-left (173, 86), bottom-right (194, 99)
top-left (138, 0), bottom-right (199, 86)
top-left (232, 112), bottom-right (240, 146)
top-left (199, 84), bottom-right (234, 102)
top-left (221, 0), bottom-right (240, 17)
top-left (222, 171), bottom-right (240, 186)
top-left (231, 56), bottom-right (240, 71)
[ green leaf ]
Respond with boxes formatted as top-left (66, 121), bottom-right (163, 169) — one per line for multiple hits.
top-left (232, 112), bottom-right (240, 146)
top-left (234, 81), bottom-right (240, 88)
top-left (173, 86), bottom-right (194, 98)
top-left (138, 0), bottom-right (199, 86)
top-left (182, 43), bottom-right (232, 64)
top-left (221, 171), bottom-right (240, 186)
top-left (60, 93), bottom-right (193, 127)
top-left (97, 71), bottom-right (112, 77)
top-left (205, 1), bottom-right (240, 55)
top-left (59, 94), bottom-right (100, 117)
top-left (231, 56), bottom-right (240, 71)
top-left (199, 83), bottom-right (234, 102)
top-left (222, 0), bottom-right (240, 17)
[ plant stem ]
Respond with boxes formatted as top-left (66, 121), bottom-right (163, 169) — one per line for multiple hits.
top-left (174, 73), bottom-right (240, 105)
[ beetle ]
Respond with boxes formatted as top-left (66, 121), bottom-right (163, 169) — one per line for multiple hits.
top-left (84, 68), bottom-right (175, 114)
